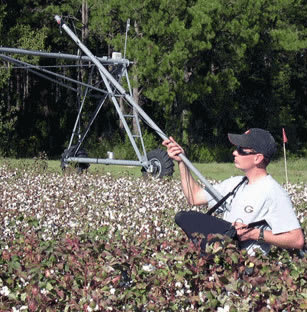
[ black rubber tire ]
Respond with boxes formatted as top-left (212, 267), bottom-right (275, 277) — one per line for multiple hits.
top-left (61, 145), bottom-right (90, 172)
top-left (142, 148), bottom-right (174, 178)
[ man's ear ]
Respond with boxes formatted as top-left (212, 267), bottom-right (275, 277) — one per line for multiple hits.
top-left (255, 154), bottom-right (266, 167)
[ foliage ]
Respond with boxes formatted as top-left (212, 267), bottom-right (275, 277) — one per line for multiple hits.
top-left (0, 0), bottom-right (307, 158)
top-left (0, 164), bottom-right (306, 311)
top-left (0, 104), bottom-right (18, 157)
top-left (87, 129), bottom-right (161, 161)
top-left (187, 144), bottom-right (233, 163)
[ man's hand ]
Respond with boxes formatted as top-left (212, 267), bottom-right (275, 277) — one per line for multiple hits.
top-left (234, 222), bottom-right (305, 249)
top-left (233, 222), bottom-right (259, 241)
top-left (162, 136), bottom-right (184, 163)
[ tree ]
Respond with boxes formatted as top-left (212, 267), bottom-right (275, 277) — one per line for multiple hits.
top-left (0, 0), bottom-right (307, 158)
top-left (0, 0), bottom-right (91, 157)
top-left (181, 0), bottom-right (307, 151)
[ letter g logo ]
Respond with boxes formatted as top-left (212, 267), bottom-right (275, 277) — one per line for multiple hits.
top-left (244, 205), bottom-right (254, 213)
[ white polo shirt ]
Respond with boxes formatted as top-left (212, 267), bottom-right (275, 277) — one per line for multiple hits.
top-left (205, 175), bottom-right (301, 254)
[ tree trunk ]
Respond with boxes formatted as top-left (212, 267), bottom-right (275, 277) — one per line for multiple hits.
top-left (82, 0), bottom-right (89, 44)
top-left (181, 109), bottom-right (191, 146)
top-left (132, 20), bottom-right (141, 134)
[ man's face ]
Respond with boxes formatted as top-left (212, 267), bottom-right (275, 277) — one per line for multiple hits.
top-left (232, 146), bottom-right (262, 171)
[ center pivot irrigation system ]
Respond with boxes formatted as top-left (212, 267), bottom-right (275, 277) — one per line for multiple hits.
top-left (0, 15), bottom-right (230, 209)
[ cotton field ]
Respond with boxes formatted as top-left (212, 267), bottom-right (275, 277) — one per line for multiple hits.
top-left (0, 164), bottom-right (306, 244)
top-left (0, 164), bottom-right (188, 243)
top-left (0, 164), bottom-right (306, 311)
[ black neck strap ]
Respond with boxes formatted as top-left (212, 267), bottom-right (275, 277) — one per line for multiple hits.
top-left (207, 176), bottom-right (248, 216)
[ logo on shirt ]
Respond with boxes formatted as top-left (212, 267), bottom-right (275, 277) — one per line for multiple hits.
top-left (244, 205), bottom-right (254, 213)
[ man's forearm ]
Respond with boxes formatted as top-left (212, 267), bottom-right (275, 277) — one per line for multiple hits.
top-left (239, 227), bottom-right (304, 249)
top-left (178, 162), bottom-right (206, 206)
top-left (259, 228), bottom-right (304, 249)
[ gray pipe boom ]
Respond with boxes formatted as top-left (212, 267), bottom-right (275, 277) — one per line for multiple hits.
top-left (0, 46), bottom-right (130, 65)
top-left (54, 15), bottom-right (229, 207)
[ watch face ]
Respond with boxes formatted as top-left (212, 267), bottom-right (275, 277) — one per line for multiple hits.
top-left (258, 228), bottom-right (265, 242)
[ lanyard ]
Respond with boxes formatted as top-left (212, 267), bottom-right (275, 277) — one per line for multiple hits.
top-left (207, 176), bottom-right (248, 216)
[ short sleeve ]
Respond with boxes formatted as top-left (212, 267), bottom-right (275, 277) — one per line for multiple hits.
top-left (266, 189), bottom-right (301, 234)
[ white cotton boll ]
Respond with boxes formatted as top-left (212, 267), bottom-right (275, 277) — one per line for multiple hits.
top-left (20, 278), bottom-right (29, 286)
top-left (4, 216), bottom-right (9, 226)
top-left (139, 207), bottom-right (146, 214)
top-left (142, 264), bottom-right (156, 272)
top-left (217, 305), bottom-right (230, 312)
top-left (4, 228), bottom-right (11, 235)
top-left (175, 289), bottom-right (184, 297)
top-left (68, 221), bottom-right (77, 228)
top-left (175, 281), bottom-right (182, 288)
top-left (0, 286), bottom-right (10, 296)
top-left (110, 288), bottom-right (116, 295)
top-left (109, 211), bottom-right (115, 220)
top-left (199, 291), bottom-right (205, 303)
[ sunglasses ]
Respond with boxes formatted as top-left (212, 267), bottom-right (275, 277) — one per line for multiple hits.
top-left (235, 146), bottom-right (258, 156)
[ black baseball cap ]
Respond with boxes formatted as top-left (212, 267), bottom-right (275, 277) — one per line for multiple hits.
top-left (228, 128), bottom-right (276, 159)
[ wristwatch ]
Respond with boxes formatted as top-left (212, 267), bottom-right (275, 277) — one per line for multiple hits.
top-left (258, 227), bottom-right (265, 243)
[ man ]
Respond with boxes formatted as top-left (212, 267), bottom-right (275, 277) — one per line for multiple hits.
top-left (163, 128), bottom-right (304, 255)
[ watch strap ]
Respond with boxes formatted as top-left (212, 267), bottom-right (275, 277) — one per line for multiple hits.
top-left (258, 227), bottom-right (265, 243)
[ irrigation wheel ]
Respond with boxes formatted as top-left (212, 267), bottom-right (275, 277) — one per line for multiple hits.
top-left (142, 148), bottom-right (174, 178)
top-left (61, 145), bottom-right (90, 173)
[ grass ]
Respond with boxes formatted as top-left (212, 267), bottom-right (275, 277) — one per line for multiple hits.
top-left (1, 156), bottom-right (306, 184)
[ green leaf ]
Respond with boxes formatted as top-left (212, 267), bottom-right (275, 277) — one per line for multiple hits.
top-left (20, 292), bottom-right (27, 302)
top-left (46, 282), bottom-right (53, 291)
top-left (231, 254), bottom-right (239, 264)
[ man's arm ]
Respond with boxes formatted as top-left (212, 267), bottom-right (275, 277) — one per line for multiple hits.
top-left (162, 137), bottom-right (207, 206)
top-left (236, 225), bottom-right (305, 250)
top-left (177, 161), bottom-right (207, 205)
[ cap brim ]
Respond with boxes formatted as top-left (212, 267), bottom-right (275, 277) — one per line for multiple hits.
top-left (228, 133), bottom-right (250, 147)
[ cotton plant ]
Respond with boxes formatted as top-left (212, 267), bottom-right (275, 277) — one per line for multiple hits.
top-left (0, 164), bottom-right (306, 311)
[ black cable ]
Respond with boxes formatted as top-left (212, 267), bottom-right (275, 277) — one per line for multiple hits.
top-left (207, 176), bottom-right (248, 215)
top-left (0, 64), bottom-right (94, 69)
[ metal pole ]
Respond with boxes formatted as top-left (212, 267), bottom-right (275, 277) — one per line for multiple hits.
top-left (54, 15), bottom-right (228, 206)
top-left (0, 54), bottom-right (78, 93)
top-left (124, 19), bottom-right (130, 60)
top-left (99, 69), bottom-right (144, 162)
top-left (0, 54), bottom-right (108, 95)
top-left (0, 47), bottom-right (129, 65)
